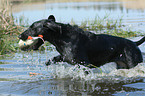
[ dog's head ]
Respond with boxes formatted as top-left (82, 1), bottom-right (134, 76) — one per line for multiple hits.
top-left (18, 15), bottom-right (61, 50)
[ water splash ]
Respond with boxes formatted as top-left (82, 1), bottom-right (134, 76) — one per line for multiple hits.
top-left (110, 63), bottom-right (145, 77)
top-left (46, 62), bottom-right (145, 81)
top-left (10, 44), bottom-right (145, 82)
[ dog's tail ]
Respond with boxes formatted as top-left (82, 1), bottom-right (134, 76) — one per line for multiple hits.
top-left (135, 36), bottom-right (145, 46)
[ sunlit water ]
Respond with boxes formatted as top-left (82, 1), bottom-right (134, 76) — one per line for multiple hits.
top-left (12, 1), bottom-right (145, 33)
top-left (1, 0), bottom-right (145, 96)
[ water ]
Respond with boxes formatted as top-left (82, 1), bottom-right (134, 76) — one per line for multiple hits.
top-left (0, 37), bottom-right (145, 96)
top-left (1, 0), bottom-right (145, 95)
top-left (12, 0), bottom-right (145, 33)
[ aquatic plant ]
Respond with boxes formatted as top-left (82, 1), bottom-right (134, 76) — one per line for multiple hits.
top-left (0, 1), bottom-right (25, 55)
top-left (71, 15), bottom-right (143, 38)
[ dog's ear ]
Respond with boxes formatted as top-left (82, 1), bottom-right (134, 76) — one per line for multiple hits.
top-left (48, 15), bottom-right (55, 22)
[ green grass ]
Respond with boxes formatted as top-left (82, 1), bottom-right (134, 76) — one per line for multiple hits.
top-left (0, 8), bottom-right (25, 55)
top-left (71, 15), bottom-right (143, 38)
top-left (0, 35), bottom-right (18, 55)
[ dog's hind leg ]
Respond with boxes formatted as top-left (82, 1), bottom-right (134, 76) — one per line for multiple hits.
top-left (123, 47), bottom-right (141, 69)
top-left (115, 51), bottom-right (136, 69)
top-left (116, 61), bottom-right (129, 69)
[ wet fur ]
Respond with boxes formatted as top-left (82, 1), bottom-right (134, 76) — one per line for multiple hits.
top-left (19, 15), bottom-right (145, 69)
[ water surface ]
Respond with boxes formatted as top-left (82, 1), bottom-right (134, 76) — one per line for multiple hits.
top-left (12, 0), bottom-right (145, 33)
top-left (0, 0), bottom-right (145, 95)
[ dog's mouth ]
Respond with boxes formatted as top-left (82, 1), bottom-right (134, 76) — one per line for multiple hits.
top-left (18, 35), bottom-right (44, 51)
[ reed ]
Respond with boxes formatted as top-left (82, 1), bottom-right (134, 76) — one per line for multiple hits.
top-left (71, 15), bottom-right (142, 38)
top-left (0, 0), bottom-right (24, 55)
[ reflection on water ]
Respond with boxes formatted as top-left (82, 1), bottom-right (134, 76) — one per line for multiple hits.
top-left (11, 0), bottom-right (145, 33)
top-left (0, 78), bottom-right (143, 96)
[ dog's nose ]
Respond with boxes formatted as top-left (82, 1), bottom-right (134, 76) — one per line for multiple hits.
top-left (18, 35), bottom-right (22, 39)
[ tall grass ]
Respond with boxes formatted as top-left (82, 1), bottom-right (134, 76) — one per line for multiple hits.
top-left (0, 0), bottom-right (24, 55)
top-left (71, 15), bottom-right (142, 38)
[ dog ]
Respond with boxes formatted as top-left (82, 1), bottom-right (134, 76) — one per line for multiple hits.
top-left (18, 15), bottom-right (145, 69)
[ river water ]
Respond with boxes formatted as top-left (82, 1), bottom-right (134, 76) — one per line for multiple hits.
top-left (0, 0), bottom-right (145, 96)
top-left (12, 0), bottom-right (145, 33)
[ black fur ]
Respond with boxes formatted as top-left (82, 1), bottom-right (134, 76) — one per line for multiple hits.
top-left (18, 15), bottom-right (145, 69)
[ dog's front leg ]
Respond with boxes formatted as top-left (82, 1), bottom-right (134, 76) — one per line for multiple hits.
top-left (45, 55), bottom-right (63, 66)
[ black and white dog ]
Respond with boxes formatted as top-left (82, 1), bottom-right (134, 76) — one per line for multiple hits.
top-left (18, 15), bottom-right (145, 69)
